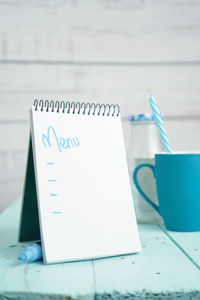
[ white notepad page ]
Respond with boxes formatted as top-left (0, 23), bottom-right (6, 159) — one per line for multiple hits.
top-left (31, 106), bottom-right (141, 263)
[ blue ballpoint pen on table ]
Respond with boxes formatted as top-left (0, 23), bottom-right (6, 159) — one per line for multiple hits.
top-left (18, 242), bottom-right (43, 263)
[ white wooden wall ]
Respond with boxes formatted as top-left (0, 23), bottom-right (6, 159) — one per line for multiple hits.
top-left (0, 0), bottom-right (200, 212)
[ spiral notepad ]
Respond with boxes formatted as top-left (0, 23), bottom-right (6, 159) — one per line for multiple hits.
top-left (19, 100), bottom-right (141, 264)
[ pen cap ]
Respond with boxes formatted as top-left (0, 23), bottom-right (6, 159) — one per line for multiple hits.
top-left (24, 243), bottom-right (42, 262)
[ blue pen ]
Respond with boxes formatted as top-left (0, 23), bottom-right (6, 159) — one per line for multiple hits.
top-left (18, 242), bottom-right (43, 263)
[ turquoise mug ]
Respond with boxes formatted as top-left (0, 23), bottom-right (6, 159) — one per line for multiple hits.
top-left (133, 153), bottom-right (200, 232)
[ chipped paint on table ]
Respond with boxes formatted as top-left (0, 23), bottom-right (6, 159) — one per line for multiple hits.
top-left (0, 199), bottom-right (200, 299)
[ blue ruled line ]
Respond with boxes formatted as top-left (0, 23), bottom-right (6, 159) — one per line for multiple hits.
top-left (48, 179), bottom-right (56, 182)
top-left (47, 162), bottom-right (54, 165)
top-left (53, 211), bottom-right (63, 214)
top-left (50, 193), bottom-right (59, 197)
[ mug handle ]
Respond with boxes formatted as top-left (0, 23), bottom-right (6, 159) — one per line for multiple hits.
top-left (133, 163), bottom-right (160, 215)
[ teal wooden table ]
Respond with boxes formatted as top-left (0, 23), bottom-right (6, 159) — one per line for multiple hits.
top-left (1, 199), bottom-right (200, 300)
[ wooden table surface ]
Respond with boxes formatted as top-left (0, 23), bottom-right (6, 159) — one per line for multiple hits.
top-left (0, 199), bottom-right (200, 300)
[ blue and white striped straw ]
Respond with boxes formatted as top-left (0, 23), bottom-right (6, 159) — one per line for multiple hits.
top-left (149, 95), bottom-right (172, 153)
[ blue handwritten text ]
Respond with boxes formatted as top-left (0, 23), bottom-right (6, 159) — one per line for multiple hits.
top-left (42, 126), bottom-right (80, 152)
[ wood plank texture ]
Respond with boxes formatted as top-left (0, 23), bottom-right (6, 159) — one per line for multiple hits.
top-left (0, 200), bottom-right (95, 300)
top-left (1, 200), bottom-right (200, 299)
top-left (0, 0), bottom-right (200, 62)
top-left (0, 0), bottom-right (200, 214)
top-left (0, 123), bottom-right (28, 212)
top-left (164, 229), bottom-right (200, 270)
top-left (94, 224), bottom-right (200, 299)
top-left (0, 64), bottom-right (200, 120)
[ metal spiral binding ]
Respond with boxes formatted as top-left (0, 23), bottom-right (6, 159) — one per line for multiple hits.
top-left (33, 99), bottom-right (120, 116)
